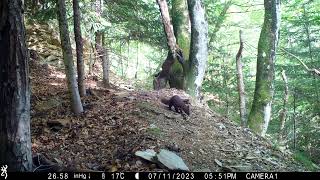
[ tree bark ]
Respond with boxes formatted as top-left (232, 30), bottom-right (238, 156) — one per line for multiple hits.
top-left (73, 0), bottom-right (85, 96)
top-left (101, 48), bottom-right (110, 87)
top-left (101, 33), bottom-right (110, 87)
top-left (88, 42), bottom-right (95, 75)
top-left (120, 41), bottom-right (124, 77)
top-left (95, 0), bottom-right (103, 64)
top-left (0, 0), bottom-right (33, 171)
top-left (248, 0), bottom-right (280, 136)
top-left (156, 0), bottom-right (177, 57)
top-left (186, 0), bottom-right (208, 99)
top-left (236, 30), bottom-right (247, 127)
top-left (155, 0), bottom-right (190, 90)
top-left (169, 0), bottom-right (190, 89)
top-left (135, 41), bottom-right (139, 79)
top-left (57, 0), bottom-right (83, 115)
top-left (279, 70), bottom-right (289, 141)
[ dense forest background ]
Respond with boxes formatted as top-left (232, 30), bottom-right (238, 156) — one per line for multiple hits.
top-left (2, 0), bottom-right (318, 171)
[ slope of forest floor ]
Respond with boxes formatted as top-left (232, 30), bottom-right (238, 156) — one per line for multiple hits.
top-left (27, 23), bottom-right (305, 172)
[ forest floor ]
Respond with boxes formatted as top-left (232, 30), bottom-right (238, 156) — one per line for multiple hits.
top-left (28, 23), bottom-right (305, 172)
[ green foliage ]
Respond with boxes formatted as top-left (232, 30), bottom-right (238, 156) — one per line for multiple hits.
top-left (293, 150), bottom-right (318, 171)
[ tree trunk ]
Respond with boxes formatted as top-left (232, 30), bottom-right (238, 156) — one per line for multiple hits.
top-left (155, 0), bottom-right (190, 90)
top-left (279, 70), bottom-right (289, 141)
top-left (156, 0), bottom-right (177, 57)
top-left (0, 0), bottom-right (33, 171)
top-left (101, 48), bottom-right (110, 87)
top-left (126, 40), bottom-right (130, 75)
top-left (88, 42), bottom-right (94, 75)
top-left (102, 33), bottom-right (110, 87)
top-left (293, 88), bottom-right (296, 150)
top-left (236, 30), bottom-right (247, 127)
top-left (120, 41), bottom-right (124, 77)
top-left (95, 0), bottom-right (103, 64)
top-left (135, 41), bottom-right (139, 79)
top-left (169, 0), bottom-right (191, 89)
top-left (57, 0), bottom-right (83, 115)
top-left (222, 57), bottom-right (229, 117)
top-left (155, 0), bottom-right (181, 90)
top-left (95, 32), bottom-right (102, 62)
top-left (248, 0), bottom-right (280, 136)
top-left (186, 0), bottom-right (208, 99)
top-left (73, 0), bottom-right (85, 96)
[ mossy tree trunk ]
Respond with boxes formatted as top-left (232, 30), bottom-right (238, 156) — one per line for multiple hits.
top-left (248, 0), bottom-right (280, 136)
top-left (186, 0), bottom-right (208, 99)
top-left (57, 0), bottom-right (83, 115)
top-left (0, 0), bottom-right (33, 171)
top-left (169, 0), bottom-right (191, 89)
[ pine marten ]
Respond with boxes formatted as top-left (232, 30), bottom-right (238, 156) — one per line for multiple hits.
top-left (161, 95), bottom-right (190, 115)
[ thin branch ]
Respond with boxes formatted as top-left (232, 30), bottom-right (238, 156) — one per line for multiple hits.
top-left (280, 48), bottom-right (320, 76)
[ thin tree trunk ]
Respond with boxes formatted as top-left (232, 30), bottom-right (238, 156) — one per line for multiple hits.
top-left (101, 48), bottom-right (110, 87)
top-left (95, 32), bottom-right (102, 61)
top-left (279, 70), bottom-right (289, 141)
top-left (102, 33), bottom-right (110, 87)
top-left (135, 41), bottom-right (139, 79)
top-left (126, 39), bottom-right (130, 75)
top-left (248, 0), bottom-right (280, 136)
top-left (57, 0), bottom-right (83, 115)
top-left (236, 30), bottom-right (247, 127)
top-left (120, 41), bottom-right (124, 77)
top-left (303, 5), bottom-right (313, 62)
top-left (293, 88), bottom-right (296, 150)
top-left (222, 57), bottom-right (229, 117)
top-left (73, 0), bottom-right (85, 96)
top-left (156, 0), bottom-right (177, 57)
top-left (95, 0), bottom-right (103, 64)
top-left (186, 0), bottom-right (208, 99)
top-left (89, 42), bottom-right (94, 75)
top-left (0, 0), bottom-right (32, 171)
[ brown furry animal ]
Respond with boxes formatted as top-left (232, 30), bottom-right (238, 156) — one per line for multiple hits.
top-left (161, 95), bottom-right (190, 115)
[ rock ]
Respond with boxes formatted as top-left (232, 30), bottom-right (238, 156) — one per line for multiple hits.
top-left (156, 149), bottom-right (189, 171)
top-left (135, 149), bottom-right (157, 162)
top-left (214, 159), bottom-right (223, 167)
top-left (216, 123), bottom-right (226, 130)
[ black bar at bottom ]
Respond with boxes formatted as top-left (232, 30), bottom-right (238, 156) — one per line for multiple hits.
top-left (2, 172), bottom-right (319, 180)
